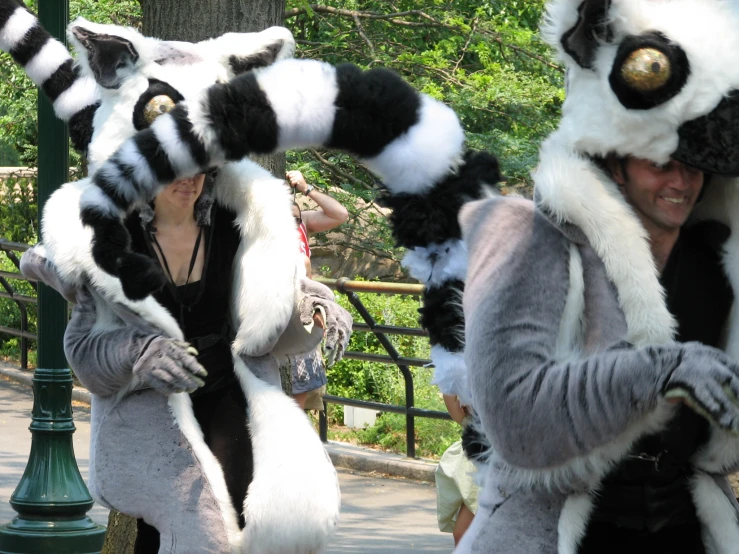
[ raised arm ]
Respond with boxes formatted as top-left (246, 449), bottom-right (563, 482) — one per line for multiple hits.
top-left (286, 170), bottom-right (348, 233)
top-left (462, 196), bottom-right (739, 488)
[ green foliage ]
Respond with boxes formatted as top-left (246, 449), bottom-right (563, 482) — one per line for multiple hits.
top-left (0, 175), bottom-right (38, 243)
top-left (326, 285), bottom-right (461, 458)
top-left (0, 0), bottom-right (142, 168)
top-left (0, 174), bottom-right (38, 362)
top-left (284, 0), bottom-right (563, 260)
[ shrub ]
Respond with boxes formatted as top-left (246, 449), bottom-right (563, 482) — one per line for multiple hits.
top-left (326, 283), bottom-right (462, 458)
top-left (0, 174), bottom-right (38, 363)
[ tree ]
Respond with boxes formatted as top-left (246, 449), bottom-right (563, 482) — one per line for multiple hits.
top-left (280, 0), bottom-right (564, 274)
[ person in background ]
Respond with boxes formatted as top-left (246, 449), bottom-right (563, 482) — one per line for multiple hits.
top-left (435, 394), bottom-right (479, 546)
top-left (286, 169), bottom-right (349, 409)
top-left (287, 170), bottom-right (350, 250)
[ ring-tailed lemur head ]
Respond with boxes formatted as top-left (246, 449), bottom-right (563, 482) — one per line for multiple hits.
top-left (543, 0), bottom-right (739, 176)
top-left (67, 17), bottom-right (295, 172)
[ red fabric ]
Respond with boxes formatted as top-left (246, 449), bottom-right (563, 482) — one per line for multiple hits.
top-left (297, 221), bottom-right (311, 258)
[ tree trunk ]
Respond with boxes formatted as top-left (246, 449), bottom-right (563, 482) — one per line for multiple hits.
top-left (101, 509), bottom-right (138, 554)
top-left (101, 2), bottom-right (288, 552)
top-left (140, 0), bottom-right (285, 39)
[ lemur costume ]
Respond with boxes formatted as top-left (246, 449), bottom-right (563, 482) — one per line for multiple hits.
top-left (10, 0), bottom-right (739, 552)
top-left (0, 2), bottom-right (355, 553)
top-left (456, 1), bottom-right (739, 553)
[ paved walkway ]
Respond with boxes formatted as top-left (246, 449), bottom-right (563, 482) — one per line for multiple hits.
top-left (0, 377), bottom-right (454, 553)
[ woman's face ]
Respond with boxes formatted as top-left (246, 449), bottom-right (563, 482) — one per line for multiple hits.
top-left (158, 174), bottom-right (206, 211)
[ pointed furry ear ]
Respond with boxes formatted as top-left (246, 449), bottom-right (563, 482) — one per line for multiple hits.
top-left (203, 26), bottom-right (295, 77)
top-left (229, 40), bottom-right (285, 75)
top-left (561, 0), bottom-right (613, 69)
top-left (71, 26), bottom-right (139, 89)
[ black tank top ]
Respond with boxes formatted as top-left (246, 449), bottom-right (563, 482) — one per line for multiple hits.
top-left (126, 204), bottom-right (242, 395)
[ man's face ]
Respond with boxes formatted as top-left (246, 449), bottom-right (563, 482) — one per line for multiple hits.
top-left (612, 157), bottom-right (705, 233)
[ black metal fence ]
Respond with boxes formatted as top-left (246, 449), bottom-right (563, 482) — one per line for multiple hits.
top-left (315, 277), bottom-right (450, 459)
top-left (0, 242), bottom-right (449, 459)
top-left (0, 239), bottom-right (35, 370)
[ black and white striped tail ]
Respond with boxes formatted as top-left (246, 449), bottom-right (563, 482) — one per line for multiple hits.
top-left (381, 150), bottom-right (501, 405)
top-left (80, 56), bottom-right (502, 347)
top-left (0, 0), bottom-right (99, 153)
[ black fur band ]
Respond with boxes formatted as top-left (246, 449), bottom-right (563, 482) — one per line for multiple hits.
top-left (381, 151), bottom-right (501, 249)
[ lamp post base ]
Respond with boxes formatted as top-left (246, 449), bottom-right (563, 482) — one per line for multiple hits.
top-left (0, 368), bottom-right (107, 554)
top-left (0, 519), bottom-right (106, 554)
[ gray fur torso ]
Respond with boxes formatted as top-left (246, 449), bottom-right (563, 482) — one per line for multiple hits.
top-left (457, 195), bottom-right (739, 554)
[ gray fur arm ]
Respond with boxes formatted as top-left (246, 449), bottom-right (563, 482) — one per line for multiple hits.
top-left (65, 290), bottom-right (207, 397)
top-left (270, 279), bottom-right (352, 365)
top-left (63, 290), bottom-right (151, 396)
top-left (462, 197), bottom-right (739, 478)
top-left (20, 247), bottom-right (81, 303)
top-left (20, 246), bottom-right (206, 397)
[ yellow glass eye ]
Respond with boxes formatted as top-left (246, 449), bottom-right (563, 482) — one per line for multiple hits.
top-left (143, 95), bottom-right (176, 125)
top-left (620, 48), bottom-right (671, 92)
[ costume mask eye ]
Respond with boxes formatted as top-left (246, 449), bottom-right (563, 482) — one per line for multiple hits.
top-left (133, 79), bottom-right (185, 131)
top-left (620, 48), bottom-right (671, 92)
top-left (144, 95), bottom-right (176, 125)
top-left (609, 32), bottom-right (690, 111)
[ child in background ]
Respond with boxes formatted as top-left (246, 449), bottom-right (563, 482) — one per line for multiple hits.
top-left (435, 394), bottom-right (479, 545)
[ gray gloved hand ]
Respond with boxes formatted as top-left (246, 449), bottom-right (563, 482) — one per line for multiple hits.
top-left (299, 279), bottom-right (353, 367)
top-left (133, 337), bottom-right (208, 395)
top-left (661, 342), bottom-right (739, 432)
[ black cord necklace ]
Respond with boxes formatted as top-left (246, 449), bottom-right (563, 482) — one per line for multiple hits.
top-left (146, 223), bottom-right (210, 331)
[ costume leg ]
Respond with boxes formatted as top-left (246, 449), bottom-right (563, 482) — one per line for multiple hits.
top-left (456, 485), bottom-right (563, 554)
top-left (92, 390), bottom-right (237, 553)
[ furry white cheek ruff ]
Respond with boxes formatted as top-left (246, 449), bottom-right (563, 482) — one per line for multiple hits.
top-left (233, 357), bottom-right (341, 554)
top-left (215, 162), bottom-right (298, 357)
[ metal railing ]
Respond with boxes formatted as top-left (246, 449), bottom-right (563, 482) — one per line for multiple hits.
top-left (0, 239), bottom-right (36, 370)
top-left (0, 246), bottom-right (449, 459)
top-left (315, 277), bottom-right (450, 459)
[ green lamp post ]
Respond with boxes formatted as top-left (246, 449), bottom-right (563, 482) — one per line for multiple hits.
top-left (0, 0), bottom-right (107, 552)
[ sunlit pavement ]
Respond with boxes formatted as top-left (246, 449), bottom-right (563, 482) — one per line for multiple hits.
top-left (0, 377), bottom-right (453, 553)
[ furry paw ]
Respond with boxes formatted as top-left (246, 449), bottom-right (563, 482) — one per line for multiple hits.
top-left (117, 252), bottom-right (167, 300)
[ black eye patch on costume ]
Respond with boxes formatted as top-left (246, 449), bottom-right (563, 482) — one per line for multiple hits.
top-left (132, 79), bottom-right (185, 131)
top-left (609, 32), bottom-right (690, 110)
top-left (673, 91), bottom-right (739, 177)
